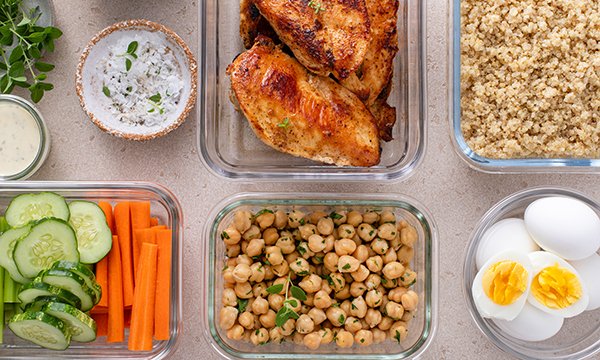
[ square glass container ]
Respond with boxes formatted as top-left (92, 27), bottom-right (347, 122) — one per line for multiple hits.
top-left (0, 181), bottom-right (183, 359)
top-left (463, 186), bottom-right (600, 359)
top-left (449, 0), bottom-right (600, 173)
top-left (198, 0), bottom-right (427, 181)
top-left (202, 192), bottom-right (438, 359)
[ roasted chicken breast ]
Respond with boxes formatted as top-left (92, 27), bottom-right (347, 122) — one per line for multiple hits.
top-left (252, 0), bottom-right (371, 79)
top-left (240, 0), bottom-right (277, 49)
top-left (227, 36), bottom-right (381, 167)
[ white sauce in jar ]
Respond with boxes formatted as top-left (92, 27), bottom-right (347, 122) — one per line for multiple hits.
top-left (0, 102), bottom-right (41, 177)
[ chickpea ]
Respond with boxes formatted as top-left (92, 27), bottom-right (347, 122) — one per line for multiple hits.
top-left (297, 242), bottom-right (314, 260)
top-left (400, 269), bottom-right (417, 287)
top-left (355, 329), bottom-right (373, 346)
top-left (242, 330), bottom-right (251, 342)
top-left (323, 235), bottom-right (335, 253)
top-left (323, 253), bottom-right (339, 273)
top-left (379, 294), bottom-right (389, 310)
top-left (319, 328), bottom-right (334, 344)
top-left (233, 210), bottom-right (252, 233)
top-left (292, 332), bottom-right (305, 345)
top-left (270, 210), bottom-right (286, 229)
top-left (377, 223), bottom-right (398, 240)
top-left (385, 301), bottom-right (405, 320)
top-left (388, 287), bottom-right (408, 303)
top-left (223, 268), bottom-right (236, 284)
top-left (335, 284), bottom-right (351, 300)
top-left (382, 262), bottom-right (405, 280)
top-left (308, 210), bottom-right (327, 224)
top-left (256, 211), bottom-right (275, 229)
top-left (226, 244), bottom-right (241, 258)
top-left (259, 309), bottom-right (276, 328)
top-left (326, 307), bottom-right (347, 327)
top-left (263, 265), bottom-right (275, 281)
top-left (366, 256), bottom-right (383, 272)
top-left (299, 224), bottom-right (318, 240)
top-left (237, 254), bottom-right (252, 266)
top-left (400, 226), bottom-right (418, 247)
top-left (240, 240), bottom-right (248, 254)
top-left (345, 316), bottom-right (362, 333)
top-left (350, 281), bottom-right (367, 298)
top-left (287, 210), bottom-right (305, 228)
top-left (286, 252), bottom-right (299, 265)
top-left (268, 293), bottom-right (284, 311)
top-left (390, 236), bottom-right (402, 251)
top-left (340, 299), bottom-right (352, 315)
top-left (269, 327), bottom-right (285, 343)
top-left (370, 238), bottom-right (389, 255)
top-left (320, 280), bottom-right (333, 294)
top-left (335, 224), bottom-right (354, 239)
top-left (328, 272), bottom-right (345, 292)
top-left (338, 255), bottom-right (360, 273)
top-left (346, 211), bottom-right (363, 227)
top-left (378, 316), bottom-right (393, 331)
top-left (291, 229), bottom-right (302, 241)
top-left (334, 238), bottom-right (357, 256)
top-left (235, 282), bottom-right (254, 299)
top-left (219, 306), bottom-right (238, 330)
top-left (331, 211), bottom-right (347, 225)
top-left (379, 211), bottom-right (396, 225)
top-left (243, 225), bottom-right (261, 241)
top-left (313, 290), bottom-right (333, 309)
top-left (265, 246), bottom-right (284, 266)
top-left (381, 276), bottom-right (399, 289)
top-left (357, 224), bottom-right (377, 242)
top-left (352, 245), bottom-right (369, 263)
top-left (287, 297), bottom-right (302, 313)
top-left (246, 238), bottom-right (265, 258)
top-left (222, 227), bottom-right (242, 245)
top-left (402, 310), bottom-right (415, 322)
top-left (401, 290), bottom-right (419, 311)
top-left (251, 296), bottom-right (269, 315)
top-left (248, 263), bottom-right (265, 283)
top-left (335, 330), bottom-right (354, 348)
top-left (370, 328), bottom-right (385, 343)
top-left (365, 289), bottom-right (383, 307)
top-left (272, 260), bottom-right (289, 277)
top-left (396, 246), bottom-right (414, 266)
top-left (365, 274), bottom-right (381, 290)
top-left (289, 257), bottom-right (310, 275)
top-left (296, 314), bottom-right (315, 334)
top-left (351, 265), bottom-right (369, 283)
top-left (280, 318), bottom-right (296, 336)
top-left (299, 274), bottom-right (322, 294)
top-left (308, 307), bottom-right (327, 325)
top-left (362, 211), bottom-right (379, 224)
top-left (383, 247), bottom-right (398, 264)
top-left (227, 324), bottom-right (245, 340)
top-left (303, 331), bottom-right (322, 350)
top-left (250, 328), bottom-right (269, 345)
top-left (238, 311), bottom-right (255, 330)
top-left (317, 217), bottom-right (334, 235)
top-left (263, 228), bottom-right (279, 245)
top-left (275, 236), bottom-right (296, 254)
top-left (308, 234), bottom-right (326, 253)
top-left (365, 308), bottom-right (382, 328)
top-left (389, 321), bottom-right (408, 343)
top-left (222, 288), bottom-right (237, 307)
top-left (351, 296), bottom-right (368, 319)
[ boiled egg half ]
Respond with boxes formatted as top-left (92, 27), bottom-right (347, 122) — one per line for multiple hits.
top-left (472, 250), bottom-right (533, 321)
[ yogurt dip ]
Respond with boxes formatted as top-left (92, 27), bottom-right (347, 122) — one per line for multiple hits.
top-left (0, 99), bottom-right (43, 178)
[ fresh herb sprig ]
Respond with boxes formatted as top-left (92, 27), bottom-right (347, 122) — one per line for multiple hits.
top-left (266, 274), bottom-right (307, 327)
top-left (148, 92), bottom-right (165, 114)
top-left (119, 40), bottom-right (138, 71)
top-left (0, 0), bottom-right (62, 102)
top-left (308, 0), bottom-right (326, 14)
top-left (277, 117), bottom-right (291, 128)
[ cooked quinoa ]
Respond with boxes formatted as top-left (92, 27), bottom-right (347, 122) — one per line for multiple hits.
top-left (460, 0), bottom-right (600, 159)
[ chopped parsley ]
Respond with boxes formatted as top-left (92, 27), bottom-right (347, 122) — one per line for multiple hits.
top-left (277, 117), bottom-right (291, 128)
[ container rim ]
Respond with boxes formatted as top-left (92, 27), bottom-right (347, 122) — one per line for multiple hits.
top-left (462, 185), bottom-right (600, 360)
top-left (201, 191), bottom-right (439, 359)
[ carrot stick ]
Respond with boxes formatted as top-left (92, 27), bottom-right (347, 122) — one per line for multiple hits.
top-left (154, 229), bottom-right (172, 340)
top-left (128, 243), bottom-right (158, 351)
top-left (150, 217), bottom-right (159, 227)
top-left (130, 202), bottom-right (151, 231)
top-left (133, 229), bottom-right (154, 276)
top-left (95, 256), bottom-right (109, 308)
top-left (90, 306), bottom-right (108, 314)
top-left (114, 202), bottom-right (134, 306)
top-left (98, 201), bottom-right (115, 233)
top-left (151, 225), bottom-right (167, 230)
top-left (107, 235), bottom-right (125, 343)
top-left (93, 313), bottom-right (108, 337)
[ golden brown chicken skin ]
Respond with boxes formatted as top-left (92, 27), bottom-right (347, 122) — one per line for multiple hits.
top-left (227, 36), bottom-right (381, 167)
top-left (252, 0), bottom-right (371, 80)
top-left (240, 0), bottom-right (278, 49)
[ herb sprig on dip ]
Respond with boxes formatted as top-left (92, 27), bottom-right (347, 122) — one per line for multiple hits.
top-left (0, 0), bottom-right (62, 102)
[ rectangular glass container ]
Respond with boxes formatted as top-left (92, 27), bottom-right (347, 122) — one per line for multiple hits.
top-left (202, 192), bottom-right (438, 359)
top-left (450, 0), bottom-right (600, 173)
top-left (198, 0), bottom-right (427, 181)
top-left (0, 181), bottom-right (183, 359)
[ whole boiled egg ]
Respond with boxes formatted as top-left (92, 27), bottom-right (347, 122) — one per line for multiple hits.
top-left (492, 302), bottom-right (564, 342)
top-left (472, 250), bottom-right (533, 321)
top-left (476, 218), bottom-right (540, 270)
top-left (524, 196), bottom-right (600, 260)
top-left (570, 253), bottom-right (600, 311)
top-left (527, 251), bottom-right (589, 318)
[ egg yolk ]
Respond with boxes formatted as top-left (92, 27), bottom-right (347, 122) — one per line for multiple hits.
top-left (531, 263), bottom-right (582, 309)
top-left (482, 260), bottom-right (528, 305)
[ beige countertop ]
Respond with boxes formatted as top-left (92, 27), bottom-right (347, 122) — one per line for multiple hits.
top-left (23, 0), bottom-right (600, 359)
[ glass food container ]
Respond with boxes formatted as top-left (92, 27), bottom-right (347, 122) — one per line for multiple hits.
top-left (0, 181), bottom-right (183, 359)
top-left (449, 0), bottom-right (600, 173)
top-left (198, 0), bottom-right (427, 181)
top-left (202, 192), bottom-right (438, 359)
top-left (0, 95), bottom-right (50, 181)
top-left (463, 186), bottom-right (600, 359)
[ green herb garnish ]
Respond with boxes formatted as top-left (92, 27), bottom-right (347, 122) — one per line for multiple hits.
top-left (254, 209), bottom-right (274, 217)
top-left (102, 85), bottom-right (110, 97)
top-left (120, 40), bottom-right (138, 71)
top-left (277, 117), bottom-right (291, 128)
top-left (330, 212), bottom-right (343, 220)
top-left (221, 231), bottom-right (230, 240)
top-left (308, 0), bottom-right (325, 13)
top-left (147, 92), bottom-right (165, 114)
top-left (273, 274), bottom-right (307, 327)
top-left (237, 298), bottom-right (249, 313)
top-left (342, 263), bottom-right (351, 270)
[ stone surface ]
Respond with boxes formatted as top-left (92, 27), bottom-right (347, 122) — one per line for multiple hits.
top-left (27, 1), bottom-right (599, 359)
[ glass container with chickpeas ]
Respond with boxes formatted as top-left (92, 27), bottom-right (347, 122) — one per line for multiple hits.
top-left (205, 195), bottom-right (438, 358)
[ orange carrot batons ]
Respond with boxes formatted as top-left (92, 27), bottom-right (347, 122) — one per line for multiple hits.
top-left (95, 256), bottom-right (109, 308)
top-left (130, 202), bottom-right (151, 230)
top-left (93, 313), bottom-right (108, 337)
top-left (129, 242), bottom-right (158, 351)
top-left (98, 201), bottom-right (115, 233)
top-left (154, 229), bottom-right (172, 340)
top-left (107, 235), bottom-right (125, 343)
top-left (114, 202), bottom-right (134, 306)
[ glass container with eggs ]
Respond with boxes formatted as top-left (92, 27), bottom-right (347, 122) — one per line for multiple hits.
top-left (463, 186), bottom-right (600, 360)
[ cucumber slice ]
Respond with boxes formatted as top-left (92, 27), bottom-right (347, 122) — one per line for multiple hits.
top-left (44, 302), bottom-right (97, 342)
top-left (50, 261), bottom-right (101, 305)
top-left (0, 216), bottom-right (9, 234)
top-left (5, 192), bottom-right (70, 228)
top-left (68, 201), bottom-right (112, 264)
top-left (0, 225), bottom-right (32, 283)
top-left (8, 311), bottom-right (71, 350)
top-left (13, 218), bottom-right (79, 279)
top-left (22, 296), bottom-right (72, 312)
top-left (40, 269), bottom-right (96, 311)
top-left (18, 282), bottom-right (82, 309)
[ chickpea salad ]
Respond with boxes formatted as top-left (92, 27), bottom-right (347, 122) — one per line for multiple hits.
top-left (219, 208), bottom-right (420, 350)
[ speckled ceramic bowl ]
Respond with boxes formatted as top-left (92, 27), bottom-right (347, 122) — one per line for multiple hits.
top-left (76, 19), bottom-right (197, 141)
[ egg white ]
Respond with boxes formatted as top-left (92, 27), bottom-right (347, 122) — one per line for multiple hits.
top-left (493, 302), bottom-right (564, 342)
top-left (472, 250), bottom-right (533, 321)
top-left (569, 253), bottom-right (600, 311)
top-left (527, 251), bottom-right (589, 318)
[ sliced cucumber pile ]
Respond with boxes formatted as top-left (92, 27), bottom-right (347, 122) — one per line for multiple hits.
top-left (5, 192), bottom-right (70, 228)
top-left (44, 302), bottom-right (97, 343)
top-left (8, 311), bottom-right (71, 350)
top-left (68, 201), bottom-right (112, 264)
top-left (0, 225), bottom-right (33, 283)
top-left (19, 281), bottom-right (82, 309)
